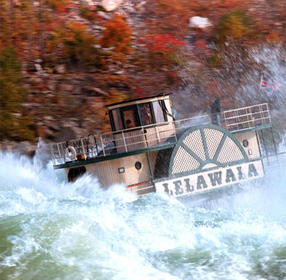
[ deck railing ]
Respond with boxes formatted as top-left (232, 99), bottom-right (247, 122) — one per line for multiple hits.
top-left (222, 103), bottom-right (271, 132)
top-left (51, 103), bottom-right (271, 166)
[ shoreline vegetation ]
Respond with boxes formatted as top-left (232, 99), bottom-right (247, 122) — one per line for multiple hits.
top-left (1, 0), bottom-right (286, 156)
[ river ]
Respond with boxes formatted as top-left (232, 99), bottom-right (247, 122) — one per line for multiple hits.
top-left (1, 151), bottom-right (286, 280)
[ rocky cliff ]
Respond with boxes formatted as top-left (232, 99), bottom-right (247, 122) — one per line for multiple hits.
top-left (1, 0), bottom-right (286, 156)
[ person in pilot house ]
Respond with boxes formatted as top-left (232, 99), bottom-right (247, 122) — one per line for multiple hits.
top-left (126, 119), bottom-right (134, 128)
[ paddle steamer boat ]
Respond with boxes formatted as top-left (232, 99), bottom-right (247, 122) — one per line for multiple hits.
top-left (51, 94), bottom-right (276, 199)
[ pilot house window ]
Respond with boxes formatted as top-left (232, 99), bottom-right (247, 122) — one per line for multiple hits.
top-left (123, 106), bottom-right (139, 128)
top-left (109, 100), bottom-right (167, 131)
top-left (112, 109), bottom-right (123, 131)
top-left (153, 101), bottom-right (166, 123)
top-left (139, 103), bottom-right (153, 126)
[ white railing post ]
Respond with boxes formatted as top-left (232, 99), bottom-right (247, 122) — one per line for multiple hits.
top-left (122, 131), bottom-right (127, 152)
top-left (142, 127), bottom-right (148, 148)
top-left (247, 107), bottom-right (252, 128)
top-left (155, 125), bottom-right (160, 144)
top-left (57, 143), bottom-right (63, 163)
top-left (51, 144), bottom-right (55, 165)
top-left (100, 134), bottom-right (105, 156)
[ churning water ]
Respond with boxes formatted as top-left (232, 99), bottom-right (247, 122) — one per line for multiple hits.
top-left (1, 151), bottom-right (286, 280)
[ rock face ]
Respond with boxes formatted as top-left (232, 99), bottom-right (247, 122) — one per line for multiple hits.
top-left (189, 16), bottom-right (212, 29)
top-left (0, 140), bottom-right (38, 157)
top-left (101, 0), bottom-right (124, 11)
top-left (54, 64), bottom-right (66, 74)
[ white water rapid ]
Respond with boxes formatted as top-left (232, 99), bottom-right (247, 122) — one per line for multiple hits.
top-left (0, 149), bottom-right (286, 280)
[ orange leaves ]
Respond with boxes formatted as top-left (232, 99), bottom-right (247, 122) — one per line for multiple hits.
top-left (143, 34), bottom-right (187, 53)
top-left (101, 14), bottom-right (132, 61)
top-left (65, 21), bottom-right (90, 41)
top-left (139, 33), bottom-right (186, 70)
top-left (46, 0), bottom-right (71, 13)
top-left (265, 31), bottom-right (285, 44)
top-left (155, 0), bottom-right (185, 13)
top-left (46, 13), bottom-right (133, 68)
top-left (211, 0), bottom-right (248, 9)
top-left (105, 89), bottom-right (127, 106)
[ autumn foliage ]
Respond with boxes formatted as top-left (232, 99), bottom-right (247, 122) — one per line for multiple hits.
top-left (46, 0), bottom-right (71, 13)
top-left (63, 21), bottom-right (101, 68)
top-left (101, 14), bottom-right (132, 61)
top-left (0, 0), bottom-right (285, 142)
top-left (143, 34), bottom-right (187, 53)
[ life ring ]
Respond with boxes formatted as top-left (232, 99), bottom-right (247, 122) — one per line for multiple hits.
top-left (66, 146), bottom-right (77, 161)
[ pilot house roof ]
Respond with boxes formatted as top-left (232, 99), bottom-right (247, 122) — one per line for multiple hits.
top-left (106, 93), bottom-right (171, 109)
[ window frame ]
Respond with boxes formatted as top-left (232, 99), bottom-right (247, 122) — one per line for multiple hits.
top-left (152, 100), bottom-right (168, 123)
top-left (138, 103), bottom-right (155, 127)
top-left (122, 105), bottom-right (140, 129)
top-left (109, 100), bottom-right (168, 131)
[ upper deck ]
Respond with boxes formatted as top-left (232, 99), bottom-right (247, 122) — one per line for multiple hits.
top-left (51, 102), bottom-right (271, 168)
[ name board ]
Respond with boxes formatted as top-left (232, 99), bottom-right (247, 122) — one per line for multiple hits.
top-left (155, 161), bottom-right (264, 198)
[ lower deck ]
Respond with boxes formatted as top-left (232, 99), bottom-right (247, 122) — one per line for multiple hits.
top-left (63, 123), bottom-right (274, 198)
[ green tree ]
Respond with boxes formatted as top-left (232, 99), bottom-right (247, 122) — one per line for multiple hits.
top-left (216, 9), bottom-right (256, 43)
top-left (0, 45), bottom-right (35, 141)
top-left (64, 21), bottom-right (101, 68)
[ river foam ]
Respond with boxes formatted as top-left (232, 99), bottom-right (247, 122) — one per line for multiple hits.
top-left (0, 151), bottom-right (286, 280)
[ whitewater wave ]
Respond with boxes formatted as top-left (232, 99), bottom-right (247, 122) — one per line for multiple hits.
top-left (0, 150), bottom-right (286, 280)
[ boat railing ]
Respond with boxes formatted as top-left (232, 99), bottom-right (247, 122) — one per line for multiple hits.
top-left (221, 103), bottom-right (271, 132)
top-left (51, 124), bottom-right (179, 165)
top-left (51, 103), bottom-right (271, 166)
